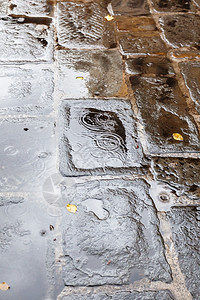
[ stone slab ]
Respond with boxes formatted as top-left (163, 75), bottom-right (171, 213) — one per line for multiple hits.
top-left (8, 0), bottom-right (53, 16)
top-left (59, 289), bottom-right (175, 300)
top-left (130, 76), bottom-right (200, 154)
top-left (110, 0), bottom-right (150, 16)
top-left (118, 32), bottom-right (167, 56)
top-left (167, 206), bottom-right (200, 300)
top-left (0, 17), bottom-right (53, 63)
top-left (56, 50), bottom-right (123, 98)
top-left (61, 179), bottom-right (172, 285)
top-left (0, 0), bottom-right (7, 16)
top-left (59, 99), bottom-right (147, 176)
top-left (125, 56), bottom-right (175, 76)
top-left (0, 118), bottom-right (56, 192)
top-left (152, 157), bottom-right (200, 199)
top-left (151, 0), bottom-right (195, 12)
top-left (160, 15), bottom-right (200, 48)
top-left (0, 194), bottom-right (60, 300)
top-left (0, 65), bottom-right (54, 114)
top-left (180, 62), bottom-right (200, 114)
top-left (57, 2), bottom-right (116, 49)
top-left (116, 16), bottom-right (157, 32)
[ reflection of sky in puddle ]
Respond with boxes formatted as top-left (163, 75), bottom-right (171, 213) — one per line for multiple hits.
top-left (59, 68), bottom-right (89, 98)
top-left (82, 198), bottom-right (109, 220)
top-left (0, 196), bottom-right (63, 300)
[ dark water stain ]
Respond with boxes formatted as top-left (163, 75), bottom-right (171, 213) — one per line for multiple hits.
top-left (158, 0), bottom-right (191, 10)
top-left (9, 16), bottom-right (52, 26)
top-left (80, 108), bottom-right (127, 151)
top-left (158, 109), bottom-right (189, 143)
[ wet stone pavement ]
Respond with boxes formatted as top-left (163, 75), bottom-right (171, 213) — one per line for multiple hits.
top-left (0, 1), bottom-right (199, 300)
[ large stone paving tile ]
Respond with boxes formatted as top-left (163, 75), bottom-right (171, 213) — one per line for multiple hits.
top-left (61, 179), bottom-right (172, 285)
top-left (160, 15), bottom-right (200, 48)
top-left (56, 50), bottom-right (123, 98)
top-left (125, 56), bottom-right (175, 76)
top-left (151, 0), bottom-right (195, 12)
top-left (0, 17), bottom-right (53, 63)
top-left (59, 289), bottom-right (175, 300)
top-left (130, 76), bottom-right (200, 154)
top-left (152, 157), bottom-right (200, 199)
top-left (118, 32), bottom-right (167, 56)
top-left (0, 65), bottom-right (54, 115)
top-left (0, 0), bottom-right (7, 16)
top-left (59, 99), bottom-right (147, 176)
top-left (8, 0), bottom-right (53, 16)
top-left (0, 194), bottom-right (62, 300)
top-left (180, 62), bottom-right (200, 114)
top-left (0, 118), bottom-right (56, 192)
top-left (110, 0), bottom-right (150, 16)
top-left (167, 206), bottom-right (200, 300)
top-left (57, 2), bottom-right (116, 49)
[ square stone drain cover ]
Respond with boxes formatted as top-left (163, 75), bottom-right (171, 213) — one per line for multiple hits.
top-left (59, 99), bottom-right (146, 176)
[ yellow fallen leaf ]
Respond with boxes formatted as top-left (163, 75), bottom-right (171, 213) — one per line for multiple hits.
top-left (76, 76), bottom-right (84, 80)
top-left (172, 133), bottom-right (183, 141)
top-left (0, 282), bottom-right (10, 291)
top-left (66, 204), bottom-right (77, 213)
top-left (105, 15), bottom-right (114, 21)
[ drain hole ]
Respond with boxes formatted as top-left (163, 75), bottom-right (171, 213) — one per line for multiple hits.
top-left (159, 193), bottom-right (170, 203)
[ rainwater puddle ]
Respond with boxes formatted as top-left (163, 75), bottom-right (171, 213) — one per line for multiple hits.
top-left (82, 198), bottom-right (109, 220)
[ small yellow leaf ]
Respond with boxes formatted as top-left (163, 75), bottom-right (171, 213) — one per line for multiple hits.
top-left (76, 76), bottom-right (84, 80)
top-left (0, 282), bottom-right (10, 291)
top-left (66, 204), bottom-right (77, 213)
top-left (105, 15), bottom-right (114, 21)
top-left (172, 133), bottom-right (183, 141)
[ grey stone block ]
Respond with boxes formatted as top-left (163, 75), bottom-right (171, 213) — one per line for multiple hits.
top-left (167, 206), bottom-right (200, 300)
top-left (0, 17), bottom-right (53, 63)
top-left (0, 65), bottom-right (54, 114)
top-left (59, 99), bottom-right (147, 176)
top-left (160, 15), bottom-right (200, 48)
top-left (56, 50), bottom-right (123, 98)
top-left (130, 76), bottom-right (200, 154)
top-left (180, 62), bottom-right (200, 114)
top-left (111, 0), bottom-right (150, 16)
top-left (0, 118), bottom-right (56, 192)
top-left (61, 179), bottom-right (172, 286)
top-left (8, 0), bottom-right (53, 16)
top-left (57, 2), bottom-right (116, 49)
top-left (60, 289), bottom-right (175, 300)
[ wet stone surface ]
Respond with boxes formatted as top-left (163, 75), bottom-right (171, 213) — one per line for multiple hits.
top-left (180, 62), bottom-right (200, 114)
top-left (61, 179), bottom-right (172, 285)
top-left (130, 76), bottom-right (200, 154)
top-left (0, 0), bottom-right (7, 16)
top-left (0, 118), bottom-right (56, 192)
top-left (0, 194), bottom-right (62, 300)
top-left (57, 2), bottom-right (116, 49)
top-left (110, 0), bottom-right (150, 16)
top-left (56, 49), bottom-right (123, 98)
top-left (167, 206), bottom-right (200, 299)
top-left (152, 157), bottom-right (200, 199)
top-left (59, 289), bottom-right (175, 300)
top-left (0, 66), bottom-right (54, 115)
top-left (0, 17), bottom-right (53, 63)
top-left (160, 15), bottom-right (200, 49)
top-left (116, 16), bottom-right (156, 33)
top-left (118, 32), bottom-right (167, 56)
top-left (151, 0), bottom-right (194, 12)
top-left (59, 99), bottom-right (147, 176)
top-left (8, 0), bottom-right (54, 16)
top-left (125, 56), bottom-right (175, 76)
